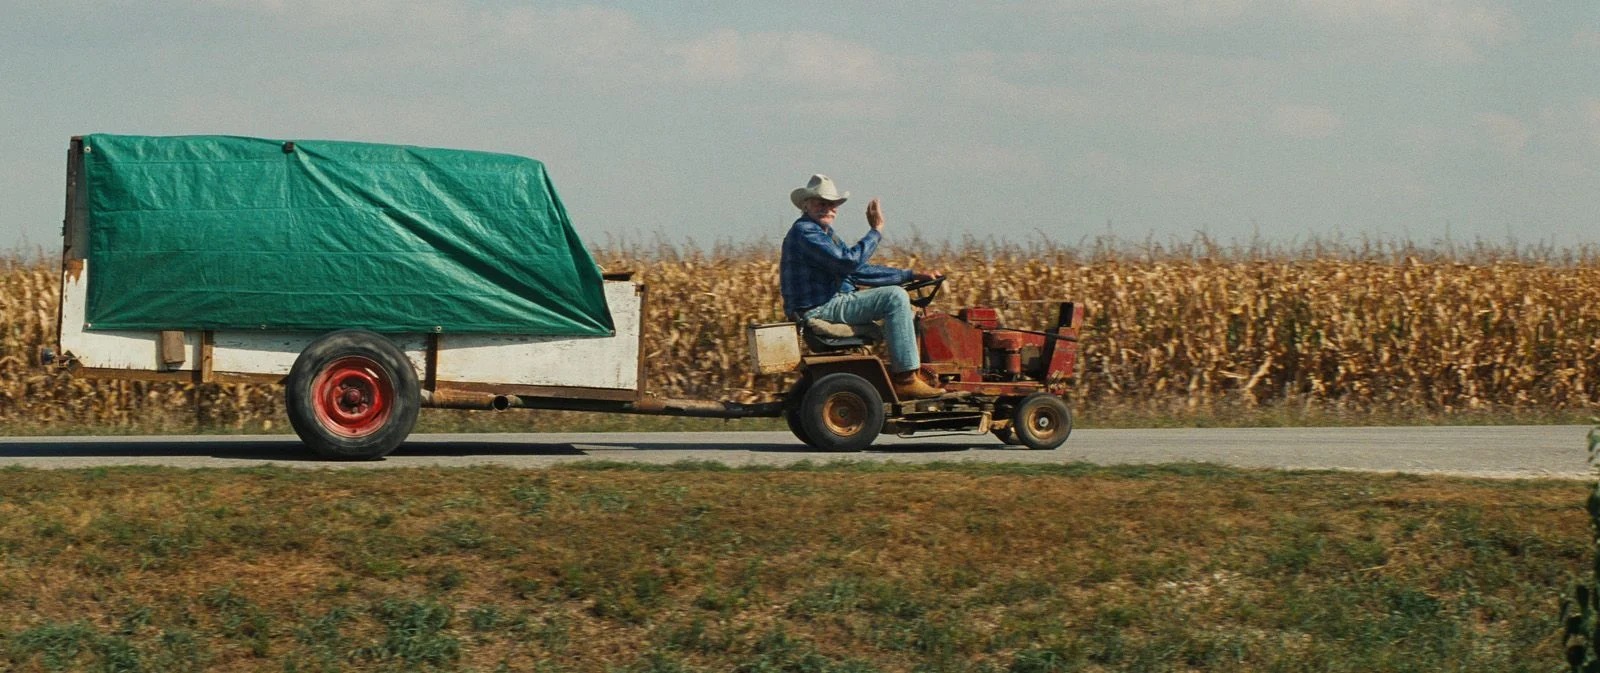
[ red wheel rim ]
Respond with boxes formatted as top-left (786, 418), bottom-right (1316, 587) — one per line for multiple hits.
top-left (311, 356), bottom-right (393, 437)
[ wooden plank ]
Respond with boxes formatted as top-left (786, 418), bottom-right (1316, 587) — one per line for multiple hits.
top-left (72, 367), bottom-right (283, 385)
top-left (211, 371), bottom-right (285, 385)
top-left (200, 331), bottom-right (215, 383)
top-left (633, 283), bottom-right (647, 402)
top-left (160, 331), bottom-right (186, 367)
top-left (444, 381), bottom-right (638, 402)
top-left (424, 333), bottom-right (439, 391)
top-left (74, 367), bottom-right (195, 383)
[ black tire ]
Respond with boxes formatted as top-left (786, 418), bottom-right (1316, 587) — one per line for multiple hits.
top-left (798, 372), bottom-right (884, 452)
top-left (785, 408), bottom-right (817, 448)
top-left (1011, 393), bottom-right (1072, 450)
top-left (784, 377), bottom-right (817, 448)
top-left (992, 425), bottom-right (1020, 445)
top-left (286, 330), bottom-right (420, 460)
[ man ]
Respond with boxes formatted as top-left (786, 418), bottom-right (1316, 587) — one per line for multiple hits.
top-left (780, 174), bottom-right (945, 400)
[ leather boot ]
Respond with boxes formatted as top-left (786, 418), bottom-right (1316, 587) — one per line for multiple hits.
top-left (891, 370), bottom-right (945, 400)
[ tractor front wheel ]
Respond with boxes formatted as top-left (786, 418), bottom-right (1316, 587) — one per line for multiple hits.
top-left (286, 330), bottom-right (420, 460)
top-left (1010, 393), bottom-right (1073, 450)
top-left (798, 373), bottom-right (884, 452)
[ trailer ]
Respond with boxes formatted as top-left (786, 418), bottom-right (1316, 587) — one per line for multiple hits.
top-left (44, 135), bottom-right (1082, 459)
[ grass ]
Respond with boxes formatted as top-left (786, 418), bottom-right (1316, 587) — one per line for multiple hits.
top-left (0, 462), bottom-right (1584, 671)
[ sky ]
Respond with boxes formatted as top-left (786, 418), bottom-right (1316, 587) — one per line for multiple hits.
top-left (2, 0), bottom-right (1597, 252)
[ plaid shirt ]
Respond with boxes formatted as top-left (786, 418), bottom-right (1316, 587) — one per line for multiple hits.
top-left (780, 216), bottom-right (913, 319)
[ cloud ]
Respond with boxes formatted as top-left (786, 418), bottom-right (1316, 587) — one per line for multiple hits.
top-left (674, 29), bottom-right (895, 92)
top-left (1533, 99), bottom-right (1600, 158)
top-left (1473, 112), bottom-right (1529, 155)
top-left (678, 29), bottom-right (754, 83)
top-left (944, 61), bottom-right (1086, 118)
top-left (1268, 104), bottom-right (1343, 139)
top-left (1297, 0), bottom-right (1520, 61)
top-left (1584, 100), bottom-right (1600, 147)
top-left (1015, 0), bottom-right (1260, 32)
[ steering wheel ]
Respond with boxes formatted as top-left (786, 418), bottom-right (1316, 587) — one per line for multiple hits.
top-left (902, 275), bottom-right (946, 309)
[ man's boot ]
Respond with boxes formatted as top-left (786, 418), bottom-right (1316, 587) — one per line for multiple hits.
top-left (891, 369), bottom-right (945, 400)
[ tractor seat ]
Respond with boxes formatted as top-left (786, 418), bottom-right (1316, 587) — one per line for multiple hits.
top-left (801, 317), bottom-right (882, 352)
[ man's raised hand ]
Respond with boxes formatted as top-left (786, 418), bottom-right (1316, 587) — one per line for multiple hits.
top-left (867, 198), bottom-right (885, 231)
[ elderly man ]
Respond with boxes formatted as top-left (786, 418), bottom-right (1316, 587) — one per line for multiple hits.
top-left (780, 174), bottom-right (944, 400)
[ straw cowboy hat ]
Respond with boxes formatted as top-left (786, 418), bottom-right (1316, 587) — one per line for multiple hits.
top-left (790, 174), bottom-right (850, 209)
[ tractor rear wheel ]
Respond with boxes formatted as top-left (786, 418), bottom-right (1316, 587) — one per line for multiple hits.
top-left (286, 330), bottom-right (420, 460)
top-left (1010, 393), bottom-right (1072, 450)
top-left (784, 378), bottom-right (817, 448)
top-left (785, 409), bottom-right (816, 448)
top-left (798, 372), bottom-right (884, 452)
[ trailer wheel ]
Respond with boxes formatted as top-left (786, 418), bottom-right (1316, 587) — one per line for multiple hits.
top-left (799, 373), bottom-right (884, 452)
top-left (1011, 393), bottom-right (1072, 450)
top-left (286, 330), bottom-right (420, 460)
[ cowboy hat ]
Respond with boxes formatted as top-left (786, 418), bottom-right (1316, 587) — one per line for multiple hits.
top-left (790, 174), bottom-right (850, 209)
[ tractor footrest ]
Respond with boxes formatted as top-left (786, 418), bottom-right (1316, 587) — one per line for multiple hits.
top-left (892, 411), bottom-right (990, 434)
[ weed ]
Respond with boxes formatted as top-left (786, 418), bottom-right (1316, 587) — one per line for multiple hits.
top-left (511, 481), bottom-right (552, 514)
top-left (578, 487), bottom-right (634, 513)
top-left (360, 598), bottom-right (460, 667)
top-left (790, 577), bottom-right (863, 617)
top-left (534, 614), bottom-right (570, 653)
top-left (6, 621), bottom-right (96, 670)
top-left (200, 586), bottom-right (273, 657)
top-left (430, 519), bottom-right (493, 550)
top-left (95, 635), bottom-right (143, 673)
top-left (429, 564), bottom-right (468, 592)
top-left (467, 604), bottom-right (504, 632)
top-left (152, 629), bottom-right (209, 670)
top-left (657, 616), bottom-right (734, 654)
top-left (1006, 645), bottom-right (1081, 673)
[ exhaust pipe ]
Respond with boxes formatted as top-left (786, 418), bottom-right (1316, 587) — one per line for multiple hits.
top-left (422, 389), bottom-right (514, 411)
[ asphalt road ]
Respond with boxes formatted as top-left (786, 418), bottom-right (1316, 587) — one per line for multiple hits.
top-left (0, 425), bottom-right (1592, 478)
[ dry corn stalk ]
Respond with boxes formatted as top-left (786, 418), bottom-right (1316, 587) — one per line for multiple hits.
top-left (3, 240), bottom-right (1598, 431)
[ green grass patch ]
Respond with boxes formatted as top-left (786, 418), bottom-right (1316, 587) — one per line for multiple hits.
top-left (0, 463), bottom-right (1583, 671)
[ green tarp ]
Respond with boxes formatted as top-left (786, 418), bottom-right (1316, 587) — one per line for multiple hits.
top-left (82, 134), bottom-right (615, 335)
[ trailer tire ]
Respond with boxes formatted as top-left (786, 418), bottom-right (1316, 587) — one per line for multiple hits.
top-left (799, 372), bottom-right (883, 452)
top-left (286, 330), bottom-right (420, 460)
top-left (1011, 393), bottom-right (1072, 450)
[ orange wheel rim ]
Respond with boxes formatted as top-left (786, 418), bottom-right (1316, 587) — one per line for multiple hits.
top-left (1021, 404), bottom-right (1064, 441)
top-left (822, 392), bottom-right (868, 436)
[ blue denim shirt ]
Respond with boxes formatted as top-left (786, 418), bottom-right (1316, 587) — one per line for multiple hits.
top-left (779, 216), bottom-right (914, 319)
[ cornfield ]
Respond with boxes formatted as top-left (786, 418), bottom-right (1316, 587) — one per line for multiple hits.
top-left (3, 238), bottom-right (1599, 432)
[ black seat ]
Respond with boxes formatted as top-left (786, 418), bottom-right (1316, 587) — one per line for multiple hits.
top-left (798, 318), bottom-right (878, 353)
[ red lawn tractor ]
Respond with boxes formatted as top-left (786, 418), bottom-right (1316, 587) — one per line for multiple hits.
top-left (755, 277), bottom-right (1085, 451)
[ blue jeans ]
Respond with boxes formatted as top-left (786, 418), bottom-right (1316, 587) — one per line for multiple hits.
top-left (805, 286), bottom-right (919, 373)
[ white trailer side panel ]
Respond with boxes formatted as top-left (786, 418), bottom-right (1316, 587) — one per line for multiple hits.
top-left (211, 333), bottom-right (431, 378)
top-left (59, 261), bottom-right (640, 392)
top-left (59, 263), bottom-right (200, 371)
top-left (435, 281), bottom-right (641, 390)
